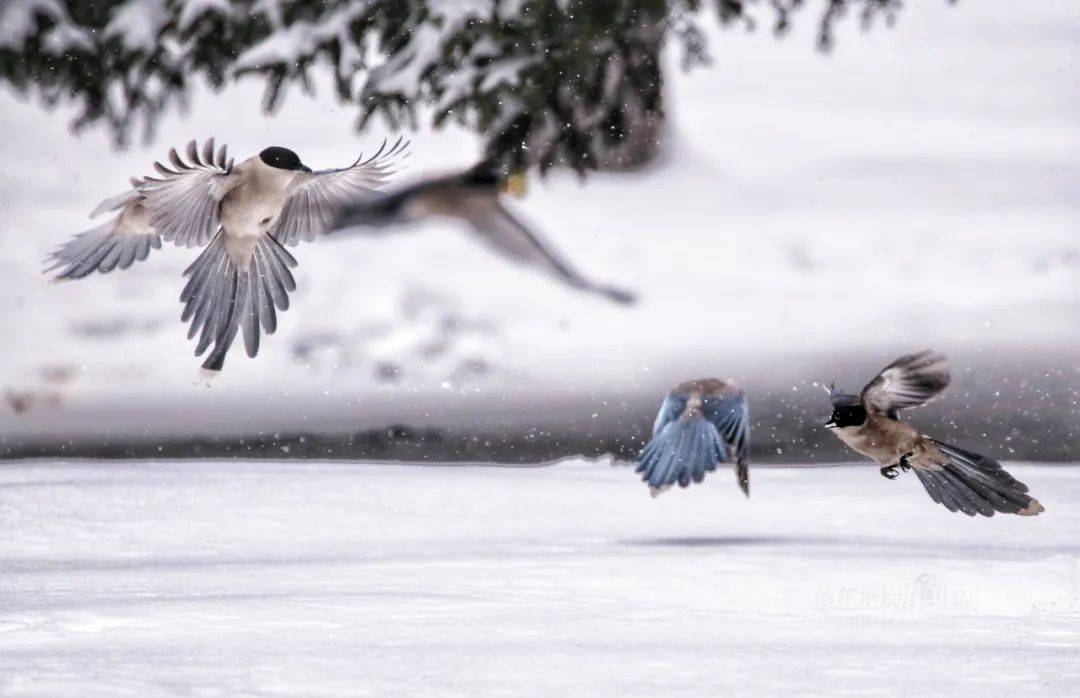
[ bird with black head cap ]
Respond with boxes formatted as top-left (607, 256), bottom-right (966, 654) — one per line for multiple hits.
top-left (45, 137), bottom-right (411, 375)
top-left (823, 351), bottom-right (1043, 517)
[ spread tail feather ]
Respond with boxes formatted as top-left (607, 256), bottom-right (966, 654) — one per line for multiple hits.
top-left (635, 418), bottom-right (727, 496)
top-left (915, 441), bottom-right (1044, 517)
top-left (181, 232), bottom-right (296, 373)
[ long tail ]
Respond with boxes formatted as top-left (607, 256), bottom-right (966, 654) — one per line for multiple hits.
top-left (635, 418), bottom-right (727, 497)
top-left (585, 282), bottom-right (636, 305)
top-left (914, 441), bottom-right (1044, 517)
top-left (181, 232), bottom-right (297, 373)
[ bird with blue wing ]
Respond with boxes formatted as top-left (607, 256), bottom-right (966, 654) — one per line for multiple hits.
top-left (635, 379), bottom-right (750, 498)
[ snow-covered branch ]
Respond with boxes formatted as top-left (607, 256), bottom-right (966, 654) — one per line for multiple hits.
top-left (0, 0), bottom-right (913, 170)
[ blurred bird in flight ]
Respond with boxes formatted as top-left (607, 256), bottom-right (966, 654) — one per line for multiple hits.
top-left (331, 165), bottom-right (636, 305)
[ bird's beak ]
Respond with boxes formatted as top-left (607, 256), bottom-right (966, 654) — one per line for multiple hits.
top-left (300, 165), bottom-right (312, 173)
top-left (824, 418), bottom-right (837, 429)
top-left (499, 172), bottom-right (527, 198)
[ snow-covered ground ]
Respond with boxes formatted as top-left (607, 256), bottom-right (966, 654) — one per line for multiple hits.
top-left (1, 459), bottom-right (1077, 695)
top-left (1, 0), bottom-right (1077, 455)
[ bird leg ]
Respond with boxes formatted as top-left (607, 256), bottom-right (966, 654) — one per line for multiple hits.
top-left (880, 454), bottom-right (914, 480)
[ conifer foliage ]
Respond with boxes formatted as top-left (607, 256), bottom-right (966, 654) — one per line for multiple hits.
top-left (0, 0), bottom-right (913, 173)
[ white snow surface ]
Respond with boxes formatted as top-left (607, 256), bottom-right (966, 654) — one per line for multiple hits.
top-left (0, 0), bottom-right (1078, 438)
top-left (1, 459), bottom-right (1077, 695)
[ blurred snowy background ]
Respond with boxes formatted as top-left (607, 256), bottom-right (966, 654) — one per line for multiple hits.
top-left (2, 3), bottom-right (1080, 695)
top-left (1, 0), bottom-right (1078, 461)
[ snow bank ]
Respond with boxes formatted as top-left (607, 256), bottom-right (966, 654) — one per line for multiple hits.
top-left (1, 460), bottom-right (1076, 695)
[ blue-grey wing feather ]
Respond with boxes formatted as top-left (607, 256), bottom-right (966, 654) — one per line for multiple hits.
top-left (652, 393), bottom-right (688, 436)
top-left (702, 391), bottom-right (751, 495)
top-left (702, 392), bottom-right (749, 462)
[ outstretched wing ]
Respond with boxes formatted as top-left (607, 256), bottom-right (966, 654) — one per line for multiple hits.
top-left (44, 190), bottom-right (161, 280)
top-left (861, 350), bottom-right (950, 416)
top-left (467, 203), bottom-right (635, 304)
top-left (137, 139), bottom-right (235, 248)
top-left (651, 392), bottom-right (689, 436)
top-left (635, 386), bottom-right (749, 497)
top-left (702, 391), bottom-right (751, 496)
top-left (702, 392), bottom-right (749, 462)
top-left (635, 418), bottom-right (727, 496)
top-left (270, 137), bottom-right (410, 246)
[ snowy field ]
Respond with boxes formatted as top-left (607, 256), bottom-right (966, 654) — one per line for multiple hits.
top-left (1, 459), bottom-right (1077, 695)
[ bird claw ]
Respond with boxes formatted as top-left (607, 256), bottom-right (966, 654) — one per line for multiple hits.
top-left (880, 465), bottom-right (899, 480)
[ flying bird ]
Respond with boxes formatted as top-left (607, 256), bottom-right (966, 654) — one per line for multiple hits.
top-left (824, 350), bottom-right (1043, 517)
top-left (45, 137), bottom-right (409, 373)
top-left (635, 379), bottom-right (750, 497)
top-left (330, 166), bottom-right (636, 304)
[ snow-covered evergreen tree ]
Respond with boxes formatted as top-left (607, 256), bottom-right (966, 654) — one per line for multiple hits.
top-left (0, 0), bottom-right (914, 173)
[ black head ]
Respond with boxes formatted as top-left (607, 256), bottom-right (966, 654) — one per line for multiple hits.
top-left (259, 146), bottom-right (311, 172)
top-left (825, 403), bottom-right (867, 429)
top-left (823, 382), bottom-right (865, 429)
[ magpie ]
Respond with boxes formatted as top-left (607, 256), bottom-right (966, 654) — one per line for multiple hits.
top-left (824, 350), bottom-right (1044, 517)
top-left (45, 137), bottom-right (409, 374)
top-left (331, 165), bottom-right (636, 304)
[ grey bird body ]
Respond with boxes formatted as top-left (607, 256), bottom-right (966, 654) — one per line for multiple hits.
top-left (223, 159), bottom-right (289, 233)
top-left (635, 378), bottom-right (750, 497)
top-left (825, 351), bottom-right (1043, 517)
top-left (46, 138), bottom-right (408, 373)
top-left (332, 166), bottom-right (636, 305)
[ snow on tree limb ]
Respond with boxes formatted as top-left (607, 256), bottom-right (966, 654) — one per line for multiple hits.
top-left (0, 0), bottom-right (83, 51)
top-left (0, 0), bottom-right (920, 172)
top-left (177, 0), bottom-right (234, 34)
top-left (104, 0), bottom-right (170, 54)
